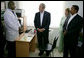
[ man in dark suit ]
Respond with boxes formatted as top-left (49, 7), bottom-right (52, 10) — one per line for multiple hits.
top-left (63, 5), bottom-right (83, 57)
top-left (34, 3), bottom-right (51, 56)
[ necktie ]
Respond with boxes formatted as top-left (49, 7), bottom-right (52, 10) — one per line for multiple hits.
top-left (63, 16), bottom-right (70, 30)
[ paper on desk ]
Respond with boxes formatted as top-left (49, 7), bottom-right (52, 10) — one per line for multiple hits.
top-left (20, 36), bottom-right (27, 41)
top-left (20, 34), bottom-right (34, 42)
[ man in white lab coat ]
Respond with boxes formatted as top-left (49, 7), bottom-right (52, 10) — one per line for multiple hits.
top-left (4, 1), bottom-right (20, 57)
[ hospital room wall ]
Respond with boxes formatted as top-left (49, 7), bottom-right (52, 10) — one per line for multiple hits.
top-left (5, 1), bottom-right (83, 18)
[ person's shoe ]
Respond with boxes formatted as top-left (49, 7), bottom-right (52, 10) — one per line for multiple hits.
top-left (46, 51), bottom-right (50, 56)
top-left (38, 52), bottom-right (44, 56)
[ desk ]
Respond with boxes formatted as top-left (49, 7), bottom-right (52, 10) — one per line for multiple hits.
top-left (15, 31), bottom-right (36, 57)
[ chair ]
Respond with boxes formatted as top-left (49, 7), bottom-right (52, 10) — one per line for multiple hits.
top-left (45, 37), bottom-right (58, 57)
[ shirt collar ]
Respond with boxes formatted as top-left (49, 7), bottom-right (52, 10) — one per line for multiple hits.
top-left (8, 8), bottom-right (15, 12)
top-left (40, 11), bottom-right (44, 14)
top-left (71, 13), bottom-right (77, 17)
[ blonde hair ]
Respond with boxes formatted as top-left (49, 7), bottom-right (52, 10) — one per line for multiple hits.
top-left (65, 8), bottom-right (70, 13)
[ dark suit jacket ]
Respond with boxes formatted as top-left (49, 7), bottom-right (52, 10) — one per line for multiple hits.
top-left (34, 11), bottom-right (51, 50)
top-left (64, 14), bottom-right (83, 45)
top-left (34, 11), bottom-right (51, 30)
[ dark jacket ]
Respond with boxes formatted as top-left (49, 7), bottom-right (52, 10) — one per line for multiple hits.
top-left (64, 14), bottom-right (83, 45)
top-left (34, 11), bottom-right (51, 30)
top-left (34, 11), bottom-right (51, 50)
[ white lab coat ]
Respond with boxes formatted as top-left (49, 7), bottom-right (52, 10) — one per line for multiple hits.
top-left (4, 9), bottom-right (21, 41)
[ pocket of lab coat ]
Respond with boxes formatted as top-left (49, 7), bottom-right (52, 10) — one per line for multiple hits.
top-left (6, 30), bottom-right (19, 41)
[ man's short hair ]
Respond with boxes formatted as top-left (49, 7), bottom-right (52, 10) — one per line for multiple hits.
top-left (8, 1), bottom-right (14, 8)
top-left (72, 5), bottom-right (79, 12)
top-left (40, 3), bottom-right (45, 9)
